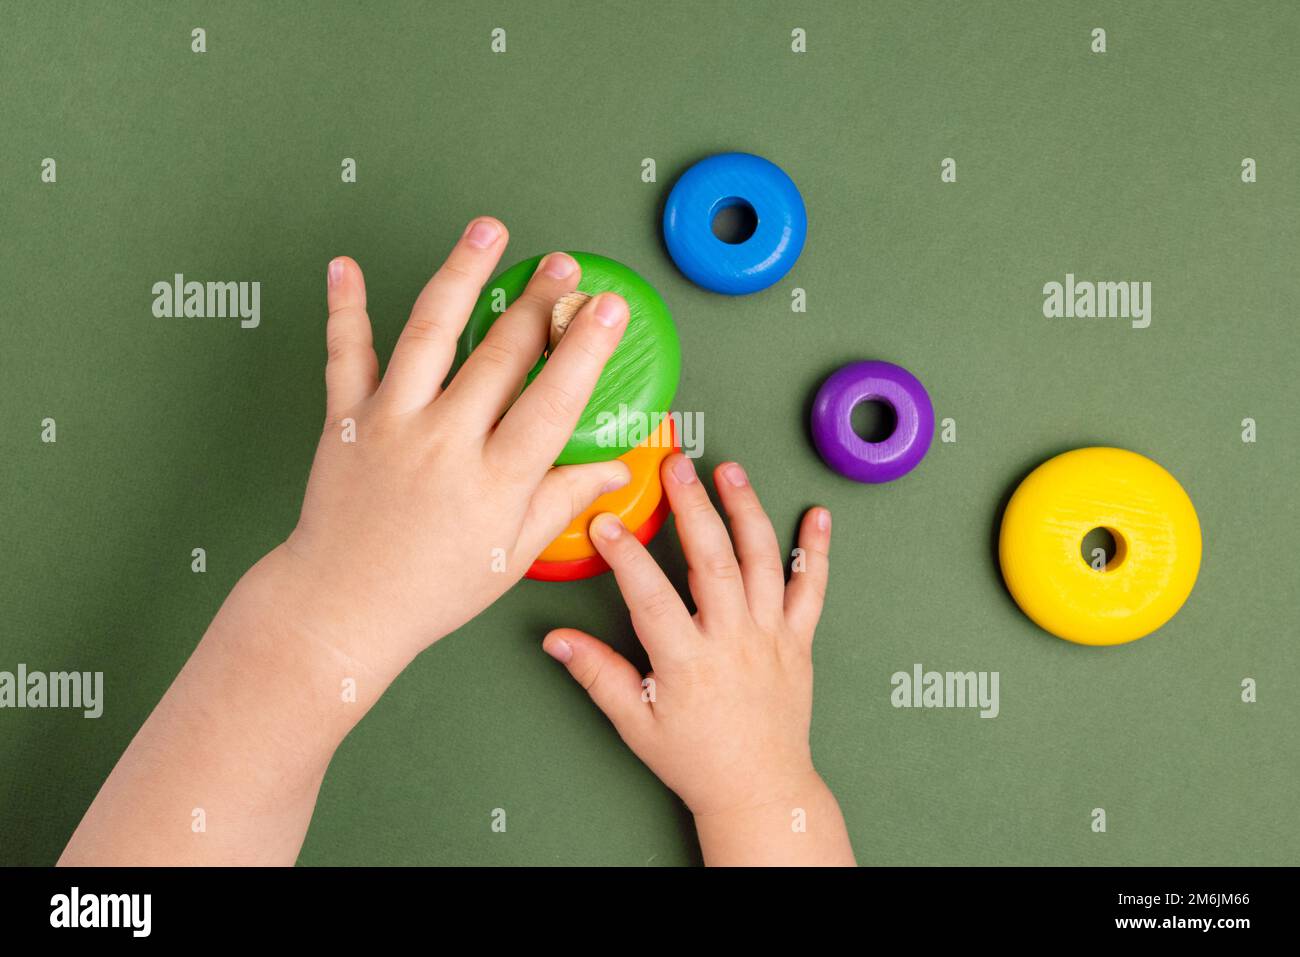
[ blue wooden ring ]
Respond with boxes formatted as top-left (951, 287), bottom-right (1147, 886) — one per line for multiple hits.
top-left (662, 153), bottom-right (807, 295)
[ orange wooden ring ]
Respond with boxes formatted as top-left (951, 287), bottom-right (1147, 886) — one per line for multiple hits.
top-left (535, 415), bottom-right (677, 564)
top-left (525, 493), bottom-right (671, 582)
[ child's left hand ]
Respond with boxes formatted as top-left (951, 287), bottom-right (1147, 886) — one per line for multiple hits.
top-left (277, 217), bottom-right (633, 676)
top-left (60, 217), bottom-right (637, 865)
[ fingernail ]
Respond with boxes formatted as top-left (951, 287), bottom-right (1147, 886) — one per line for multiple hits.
top-left (328, 258), bottom-right (345, 287)
top-left (592, 513), bottom-right (624, 541)
top-left (594, 294), bottom-right (628, 328)
top-left (722, 463), bottom-right (748, 487)
top-left (541, 252), bottom-right (576, 279)
top-left (464, 218), bottom-right (502, 249)
top-left (672, 455), bottom-right (697, 485)
top-left (600, 467), bottom-right (631, 494)
top-left (543, 636), bottom-right (573, 664)
top-left (817, 508), bottom-right (831, 531)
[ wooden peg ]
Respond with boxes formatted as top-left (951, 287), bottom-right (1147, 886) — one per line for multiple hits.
top-left (550, 291), bottom-right (591, 352)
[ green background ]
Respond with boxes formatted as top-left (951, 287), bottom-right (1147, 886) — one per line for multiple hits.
top-left (2, 1), bottom-right (1296, 866)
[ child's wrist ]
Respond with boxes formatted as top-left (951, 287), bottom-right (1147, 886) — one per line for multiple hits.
top-left (689, 767), bottom-right (828, 822)
top-left (250, 543), bottom-right (423, 682)
top-left (691, 769), bottom-right (852, 866)
top-left (202, 548), bottom-right (409, 744)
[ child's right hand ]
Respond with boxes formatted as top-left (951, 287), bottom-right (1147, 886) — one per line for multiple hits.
top-left (543, 455), bottom-right (856, 865)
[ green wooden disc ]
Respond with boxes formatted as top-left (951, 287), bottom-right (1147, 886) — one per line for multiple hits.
top-left (456, 252), bottom-right (681, 465)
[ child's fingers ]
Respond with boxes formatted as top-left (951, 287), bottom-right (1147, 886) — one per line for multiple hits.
top-left (484, 293), bottom-right (628, 482)
top-left (661, 454), bottom-right (749, 630)
top-left (713, 462), bottom-right (786, 625)
top-left (542, 628), bottom-right (654, 739)
top-left (377, 216), bottom-right (508, 415)
top-left (439, 252), bottom-right (580, 430)
top-left (783, 507), bottom-right (833, 641)
top-left (588, 512), bottom-right (698, 667)
top-left (515, 460), bottom-right (632, 559)
top-left (324, 257), bottom-right (379, 421)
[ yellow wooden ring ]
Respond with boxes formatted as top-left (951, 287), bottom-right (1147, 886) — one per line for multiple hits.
top-left (536, 416), bottom-right (677, 564)
top-left (998, 447), bottom-right (1201, 646)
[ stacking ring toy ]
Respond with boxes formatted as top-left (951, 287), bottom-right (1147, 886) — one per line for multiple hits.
top-left (810, 361), bottom-right (934, 483)
top-left (998, 447), bottom-right (1202, 646)
top-left (536, 416), bottom-right (677, 564)
top-left (663, 153), bottom-right (807, 295)
top-left (527, 495), bottom-right (671, 583)
top-left (457, 252), bottom-right (680, 465)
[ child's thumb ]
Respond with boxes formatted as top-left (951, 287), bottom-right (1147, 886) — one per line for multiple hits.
top-left (542, 628), bottom-right (652, 736)
top-left (517, 461), bottom-right (632, 559)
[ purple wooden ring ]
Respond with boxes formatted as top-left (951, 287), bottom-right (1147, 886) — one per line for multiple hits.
top-left (811, 361), bottom-right (934, 483)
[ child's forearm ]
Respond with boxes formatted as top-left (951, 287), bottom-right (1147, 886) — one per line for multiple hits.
top-left (692, 772), bottom-right (856, 867)
top-left (59, 548), bottom-right (395, 866)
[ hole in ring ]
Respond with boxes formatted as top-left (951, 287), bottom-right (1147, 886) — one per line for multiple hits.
top-left (850, 398), bottom-right (897, 444)
top-left (710, 197), bottom-right (758, 244)
top-left (1081, 527), bottom-right (1127, 572)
